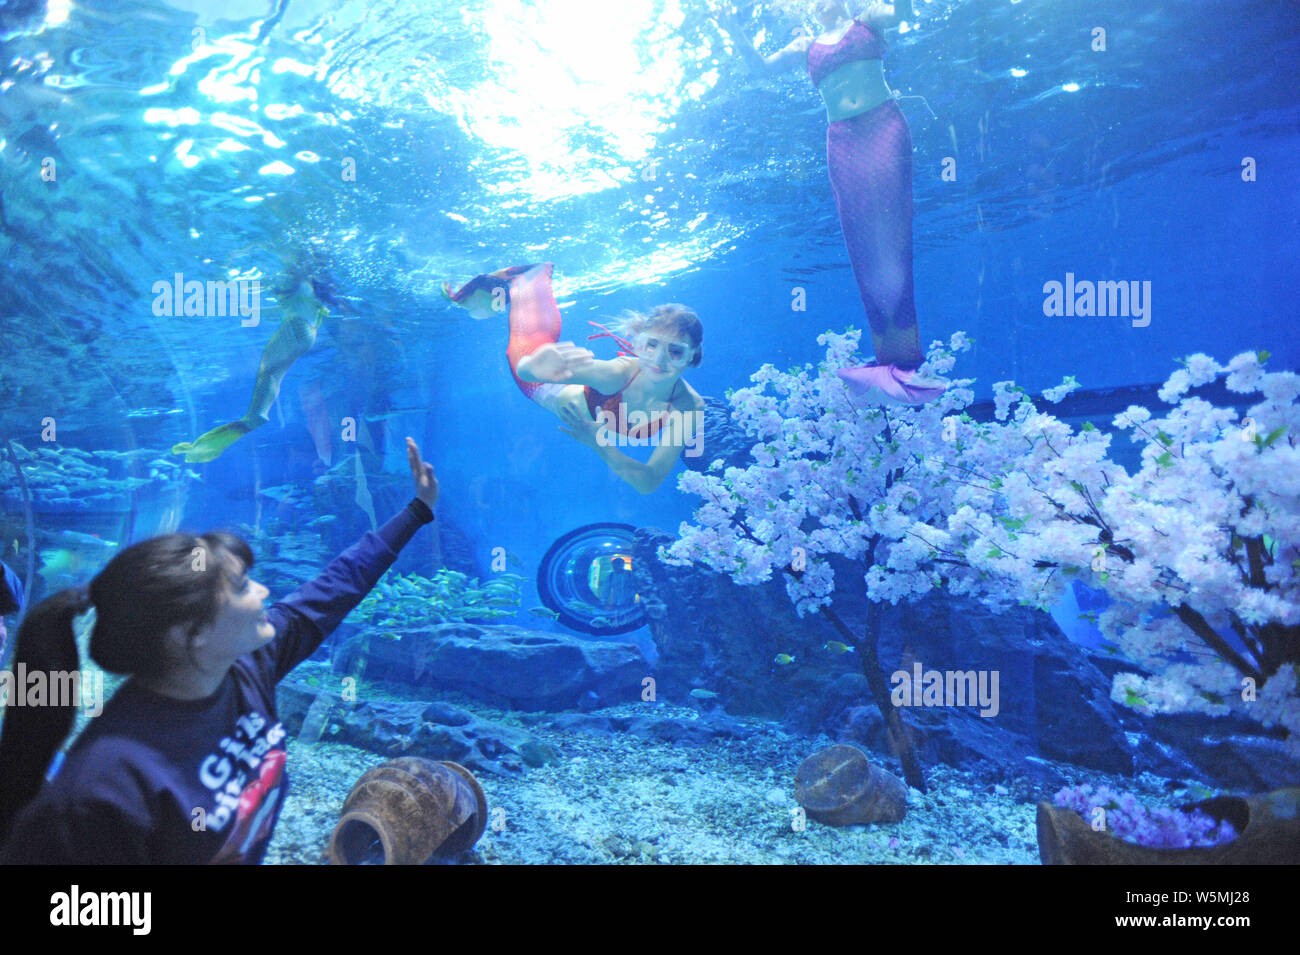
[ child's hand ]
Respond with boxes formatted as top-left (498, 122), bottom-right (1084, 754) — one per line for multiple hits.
top-left (524, 341), bottom-right (596, 383)
top-left (557, 402), bottom-right (603, 449)
top-left (405, 437), bottom-right (439, 510)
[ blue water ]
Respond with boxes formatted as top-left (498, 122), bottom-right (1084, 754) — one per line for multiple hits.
top-left (1, 2), bottom-right (1297, 688)
top-left (3, 0), bottom-right (1296, 540)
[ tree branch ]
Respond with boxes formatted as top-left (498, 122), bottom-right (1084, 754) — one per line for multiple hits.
top-left (1172, 604), bottom-right (1263, 683)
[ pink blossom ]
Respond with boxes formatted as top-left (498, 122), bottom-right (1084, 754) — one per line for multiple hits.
top-left (669, 331), bottom-right (1299, 750)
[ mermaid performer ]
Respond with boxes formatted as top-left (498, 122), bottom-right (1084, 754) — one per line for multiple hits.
top-left (443, 263), bottom-right (705, 495)
top-left (721, 0), bottom-right (945, 405)
top-left (172, 276), bottom-right (330, 462)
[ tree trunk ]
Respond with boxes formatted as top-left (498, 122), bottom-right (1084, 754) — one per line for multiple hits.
top-left (821, 603), bottom-right (927, 793)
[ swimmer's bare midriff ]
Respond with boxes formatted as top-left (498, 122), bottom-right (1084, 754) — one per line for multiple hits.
top-left (818, 58), bottom-right (892, 122)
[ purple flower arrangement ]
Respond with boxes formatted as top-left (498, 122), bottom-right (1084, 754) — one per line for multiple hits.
top-left (1053, 785), bottom-right (1238, 849)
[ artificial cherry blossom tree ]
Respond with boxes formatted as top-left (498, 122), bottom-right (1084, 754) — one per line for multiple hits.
top-left (663, 330), bottom-right (1300, 776)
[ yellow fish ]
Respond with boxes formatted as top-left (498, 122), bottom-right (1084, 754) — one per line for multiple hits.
top-left (824, 641), bottom-right (855, 655)
top-left (773, 653), bottom-right (796, 666)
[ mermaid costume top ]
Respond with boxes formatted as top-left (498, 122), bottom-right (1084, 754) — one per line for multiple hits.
top-left (806, 19), bottom-right (886, 86)
top-left (582, 322), bottom-right (680, 440)
top-left (584, 366), bottom-right (677, 441)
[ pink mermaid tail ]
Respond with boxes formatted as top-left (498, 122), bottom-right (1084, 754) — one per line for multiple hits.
top-left (443, 262), bottom-right (560, 400)
top-left (826, 101), bottom-right (948, 406)
top-left (827, 99), bottom-right (924, 369)
top-left (836, 362), bottom-right (947, 406)
top-left (804, 23), bottom-right (944, 406)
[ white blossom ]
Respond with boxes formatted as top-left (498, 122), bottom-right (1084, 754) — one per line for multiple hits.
top-left (670, 331), bottom-right (1300, 741)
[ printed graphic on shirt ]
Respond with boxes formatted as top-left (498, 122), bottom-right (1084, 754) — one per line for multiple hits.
top-left (196, 710), bottom-right (287, 862)
top-left (211, 749), bottom-right (286, 864)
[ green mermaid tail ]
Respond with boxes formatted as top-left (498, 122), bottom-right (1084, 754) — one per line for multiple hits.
top-left (172, 416), bottom-right (264, 463)
top-left (172, 280), bottom-right (327, 462)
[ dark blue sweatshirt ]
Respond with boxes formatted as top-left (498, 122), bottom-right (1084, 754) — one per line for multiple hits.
top-left (0, 499), bottom-right (432, 865)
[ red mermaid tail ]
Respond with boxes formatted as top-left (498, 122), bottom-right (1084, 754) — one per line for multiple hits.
top-left (444, 262), bottom-right (560, 399)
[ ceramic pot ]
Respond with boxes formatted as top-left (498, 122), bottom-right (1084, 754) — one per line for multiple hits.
top-left (329, 757), bottom-right (488, 864)
top-left (1036, 787), bottom-right (1300, 865)
top-left (794, 743), bottom-right (907, 826)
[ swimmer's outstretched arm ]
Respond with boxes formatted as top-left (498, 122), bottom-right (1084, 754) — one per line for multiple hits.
top-left (860, 1), bottom-right (912, 30)
top-left (712, 3), bottom-right (810, 74)
top-left (592, 438), bottom-right (682, 495)
top-left (517, 344), bottom-right (633, 393)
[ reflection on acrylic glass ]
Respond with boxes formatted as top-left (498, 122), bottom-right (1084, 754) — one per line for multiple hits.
top-left (537, 523), bottom-right (646, 636)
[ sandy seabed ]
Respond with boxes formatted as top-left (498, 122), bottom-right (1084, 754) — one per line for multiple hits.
top-left (265, 690), bottom-right (1187, 866)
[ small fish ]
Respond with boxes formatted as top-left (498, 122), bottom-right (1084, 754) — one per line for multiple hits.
top-left (362, 408), bottom-right (427, 423)
top-left (102, 448), bottom-right (160, 461)
top-left (123, 407), bottom-right (184, 419)
top-left (689, 688), bottom-right (719, 700)
top-left (257, 484), bottom-right (299, 502)
top-left (55, 530), bottom-right (117, 549)
top-left (528, 607), bottom-right (560, 621)
top-left (308, 515), bottom-right (337, 527)
top-left (773, 653), bottom-right (796, 666)
top-left (824, 641), bottom-right (855, 655)
top-left (11, 539), bottom-right (18, 555)
top-left (588, 616), bottom-right (613, 628)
